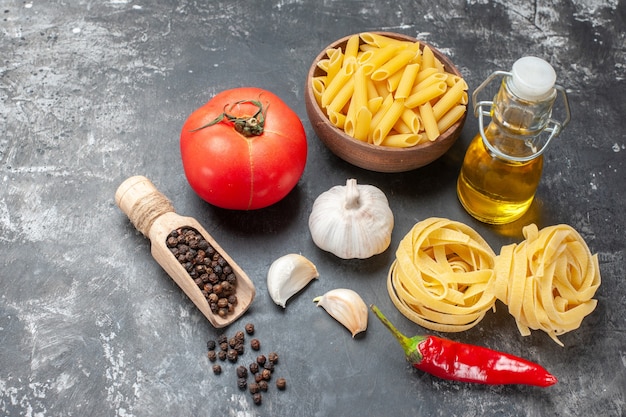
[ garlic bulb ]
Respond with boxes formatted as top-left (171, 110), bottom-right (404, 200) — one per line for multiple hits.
top-left (313, 288), bottom-right (368, 337)
top-left (308, 178), bottom-right (393, 259)
top-left (267, 254), bottom-right (319, 308)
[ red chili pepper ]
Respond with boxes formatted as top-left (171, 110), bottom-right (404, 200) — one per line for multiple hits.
top-left (370, 305), bottom-right (557, 387)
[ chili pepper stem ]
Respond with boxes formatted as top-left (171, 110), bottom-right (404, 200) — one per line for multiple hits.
top-left (370, 305), bottom-right (425, 364)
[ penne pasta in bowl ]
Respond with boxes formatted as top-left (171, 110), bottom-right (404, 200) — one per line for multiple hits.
top-left (305, 32), bottom-right (467, 173)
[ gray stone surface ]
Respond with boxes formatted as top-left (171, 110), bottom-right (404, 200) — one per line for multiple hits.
top-left (1, 0), bottom-right (624, 416)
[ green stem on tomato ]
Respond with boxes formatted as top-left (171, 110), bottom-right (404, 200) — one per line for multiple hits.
top-left (191, 98), bottom-right (269, 137)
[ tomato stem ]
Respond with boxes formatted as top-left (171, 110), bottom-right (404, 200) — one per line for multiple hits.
top-left (191, 98), bottom-right (268, 137)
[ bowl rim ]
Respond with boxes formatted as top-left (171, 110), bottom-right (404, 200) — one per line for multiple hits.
top-left (305, 31), bottom-right (466, 167)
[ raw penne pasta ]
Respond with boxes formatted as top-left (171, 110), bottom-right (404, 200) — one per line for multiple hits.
top-left (385, 70), bottom-right (403, 92)
top-left (421, 45), bottom-right (436, 69)
top-left (371, 49), bottom-right (418, 81)
top-left (312, 33), bottom-right (467, 147)
top-left (411, 72), bottom-right (448, 94)
top-left (352, 107), bottom-right (372, 141)
top-left (311, 76), bottom-right (326, 107)
top-left (343, 34), bottom-right (360, 60)
top-left (395, 63), bottom-right (420, 99)
top-left (414, 67), bottom-right (440, 84)
top-left (400, 107), bottom-right (420, 133)
top-left (326, 48), bottom-right (344, 82)
top-left (327, 76), bottom-right (355, 114)
top-left (381, 133), bottom-right (420, 147)
top-left (360, 32), bottom-right (408, 48)
top-left (327, 109), bottom-right (346, 128)
top-left (393, 117), bottom-right (414, 134)
top-left (432, 79), bottom-right (467, 119)
top-left (419, 102), bottom-right (439, 141)
top-left (405, 82), bottom-right (447, 109)
top-left (436, 105), bottom-right (466, 132)
top-left (321, 56), bottom-right (356, 107)
top-left (372, 99), bottom-right (405, 145)
top-left (359, 43), bottom-right (401, 75)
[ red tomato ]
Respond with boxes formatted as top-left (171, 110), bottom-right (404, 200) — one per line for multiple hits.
top-left (180, 87), bottom-right (307, 210)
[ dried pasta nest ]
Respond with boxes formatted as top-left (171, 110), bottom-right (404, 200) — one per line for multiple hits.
top-left (493, 224), bottom-right (601, 346)
top-left (388, 218), bottom-right (602, 346)
top-left (388, 218), bottom-right (497, 333)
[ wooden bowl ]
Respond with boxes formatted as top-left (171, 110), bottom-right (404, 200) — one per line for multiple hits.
top-left (305, 32), bottom-right (467, 173)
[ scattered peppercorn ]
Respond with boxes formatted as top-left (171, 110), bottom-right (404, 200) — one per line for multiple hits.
top-left (268, 352), bottom-right (279, 364)
top-left (276, 377), bottom-right (286, 390)
top-left (261, 369), bottom-right (272, 381)
top-left (237, 378), bottom-right (247, 390)
top-left (236, 366), bottom-right (248, 378)
top-left (204, 323), bottom-right (287, 406)
top-left (229, 337), bottom-right (238, 348)
top-left (249, 383), bottom-right (260, 394)
top-left (227, 349), bottom-right (238, 362)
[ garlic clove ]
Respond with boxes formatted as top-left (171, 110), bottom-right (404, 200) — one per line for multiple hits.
top-left (267, 254), bottom-right (319, 308)
top-left (308, 178), bottom-right (394, 259)
top-left (313, 288), bottom-right (368, 337)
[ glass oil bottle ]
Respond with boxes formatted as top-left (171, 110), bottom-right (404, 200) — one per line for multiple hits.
top-left (457, 57), bottom-right (570, 224)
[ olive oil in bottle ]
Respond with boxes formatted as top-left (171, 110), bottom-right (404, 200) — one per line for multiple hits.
top-left (457, 57), bottom-right (570, 224)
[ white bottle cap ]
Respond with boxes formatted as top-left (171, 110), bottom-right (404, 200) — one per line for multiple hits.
top-left (509, 56), bottom-right (556, 101)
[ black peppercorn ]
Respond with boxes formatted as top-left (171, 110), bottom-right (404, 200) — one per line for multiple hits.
top-left (212, 365), bottom-right (222, 375)
top-left (219, 342), bottom-right (228, 352)
top-left (227, 349), bottom-right (238, 362)
top-left (245, 323), bottom-right (254, 335)
top-left (250, 338), bottom-right (261, 351)
top-left (235, 343), bottom-right (245, 355)
top-left (235, 330), bottom-right (245, 343)
top-left (268, 352), bottom-right (279, 364)
top-left (229, 337), bottom-right (238, 348)
top-left (217, 350), bottom-right (227, 361)
top-left (263, 361), bottom-right (274, 372)
top-left (252, 393), bottom-right (262, 405)
top-left (207, 350), bottom-right (217, 362)
top-left (258, 380), bottom-right (268, 392)
top-left (237, 377), bottom-right (247, 390)
top-left (276, 377), bottom-right (286, 390)
top-left (256, 355), bottom-right (266, 365)
top-left (249, 382), bottom-right (260, 394)
top-left (261, 369), bottom-right (271, 381)
top-left (236, 366), bottom-right (248, 379)
top-left (249, 362), bottom-right (259, 374)
top-left (254, 373), bottom-right (263, 383)
top-left (206, 340), bottom-right (216, 351)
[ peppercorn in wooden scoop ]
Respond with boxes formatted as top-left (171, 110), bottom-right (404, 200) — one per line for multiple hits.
top-left (115, 175), bottom-right (256, 328)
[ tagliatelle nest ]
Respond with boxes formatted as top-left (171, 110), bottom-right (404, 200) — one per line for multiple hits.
top-left (494, 224), bottom-right (601, 346)
top-left (388, 218), bottom-right (497, 332)
top-left (388, 217), bottom-right (602, 345)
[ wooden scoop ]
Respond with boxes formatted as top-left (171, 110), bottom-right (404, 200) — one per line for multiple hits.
top-left (115, 175), bottom-right (256, 328)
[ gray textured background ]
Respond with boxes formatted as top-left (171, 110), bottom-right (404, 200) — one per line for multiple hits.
top-left (1, 1), bottom-right (624, 416)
